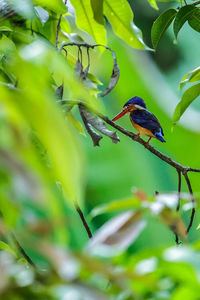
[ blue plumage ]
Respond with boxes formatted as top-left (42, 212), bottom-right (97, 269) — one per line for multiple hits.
top-left (130, 109), bottom-right (165, 143)
top-left (123, 97), bottom-right (146, 109)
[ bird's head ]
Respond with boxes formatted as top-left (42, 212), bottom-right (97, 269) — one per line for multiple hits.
top-left (112, 97), bottom-right (146, 121)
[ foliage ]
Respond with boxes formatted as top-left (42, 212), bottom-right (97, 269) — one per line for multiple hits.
top-left (0, 0), bottom-right (200, 299)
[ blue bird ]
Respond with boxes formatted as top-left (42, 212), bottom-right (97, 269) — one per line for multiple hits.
top-left (112, 96), bottom-right (165, 144)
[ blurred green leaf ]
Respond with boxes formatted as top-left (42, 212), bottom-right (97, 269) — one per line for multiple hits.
top-left (90, 0), bottom-right (104, 24)
top-left (60, 16), bottom-right (71, 34)
top-left (147, 0), bottom-right (158, 10)
top-left (0, 26), bottom-right (12, 32)
top-left (104, 0), bottom-right (149, 50)
top-left (33, 0), bottom-right (67, 14)
top-left (188, 8), bottom-right (200, 33)
top-left (173, 5), bottom-right (197, 40)
top-left (91, 197), bottom-right (141, 217)
top-left (173, 83), bottom-right (200, 122)
top-left (70, 0), bottom-right (106, 44)
top-left (151, 9), bottom-right (177, 49)
top-left (179, 66), bottom-right (200, 89)
top-left (5, 0), bottom-right (35, 19)
top-left (0, 241), bottom-right (17, 257)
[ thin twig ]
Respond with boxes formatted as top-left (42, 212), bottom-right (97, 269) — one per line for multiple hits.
top-left (74, 201), bottom-right (93, 239)
top-left (183, 172), bottom-right (195, 233)
top-left (55, 0), bottom-right (67, 49)
top-left (176, 170), bottom-right (182, 212)
top-left (175, 170), bottom-right (182, 244)
top-left (11, 233), bottom-right (36, 268)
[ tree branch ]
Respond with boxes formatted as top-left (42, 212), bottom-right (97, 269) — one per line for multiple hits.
top-left (176, 170), bottom-right (182, 212)
top-left (183, 172), bottom-right (195, 233)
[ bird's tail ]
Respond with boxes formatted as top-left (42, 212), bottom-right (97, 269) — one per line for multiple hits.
top-left (154, 132), bottom-right (166, 143)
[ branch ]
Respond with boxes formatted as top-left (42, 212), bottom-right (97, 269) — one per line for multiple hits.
top-left (183, 172), bottom-right (195, 233)
top-left (175, 170), bottom-right (182, 244)
top-left (74, 200), bottom-right (93, 239)
top-left (176, 170), bottom-right (182, 212)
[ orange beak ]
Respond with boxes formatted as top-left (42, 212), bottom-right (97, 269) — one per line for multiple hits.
top-left (112, 108), bottom-right (129, 121)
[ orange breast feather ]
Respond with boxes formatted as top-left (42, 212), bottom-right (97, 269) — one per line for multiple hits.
top-left (130, 120), bottom-right (155, 137)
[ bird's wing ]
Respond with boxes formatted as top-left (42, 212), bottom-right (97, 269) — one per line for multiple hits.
top-left (131, 110), bottom-right (164, 135)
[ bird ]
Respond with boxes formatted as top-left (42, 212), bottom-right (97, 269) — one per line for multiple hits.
top-left (112, 96), bottom-right (165, 144)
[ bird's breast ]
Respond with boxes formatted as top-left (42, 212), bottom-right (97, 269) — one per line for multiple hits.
top-left (130, 119), bottom-right (155, 137)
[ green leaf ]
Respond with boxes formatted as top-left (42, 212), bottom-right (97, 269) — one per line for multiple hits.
top-left (188, 8), bottom-right (200, 33)
top-left (179, 66), bottom-right (200, 89)
top-left (104, 0), bottom-right (149, 50)
top-left (91, 197), bottom-right (141, 217)
top-left (173, 83), bottom-right (200, 122)
top-left (173, 5), bottom-right (197, 40)
top-left (60, 16), bottom-right (71, 34)
top-left (70, 0), bottom-right (106, 44)
top-left (0, 241), bottom-right (17, 257)
top-left (33, 0), bottom-right (67, 14)
top-left (147, 0), bottom-right (159, 10)
top-left (0, 26), bottom-right (13, 32)
top-left (151, 9), bottom-right (177, 49)
top-left (90, 0), bottom-right (104, 24)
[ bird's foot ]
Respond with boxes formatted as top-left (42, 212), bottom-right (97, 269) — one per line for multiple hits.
top-left (146, 137), bottom-right (152, 144)
top-left (137, 133), bottom-right (140, 137)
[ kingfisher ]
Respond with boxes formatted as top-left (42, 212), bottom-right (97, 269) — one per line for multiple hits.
top-left (112, 97), bottom-right (165, 144)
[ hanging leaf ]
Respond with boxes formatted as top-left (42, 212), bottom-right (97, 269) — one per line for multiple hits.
top-left (151, 9), bottom-right (177, 49)
top-left (104, 0), bottom-right (149, 50)
top-left (173, 83), bottom-right (200, 122)
top-left (70, 0), bottom-right (106, 45)
top-left (173, 5), bottom-right (197, 40)
top-left (100, 47), bottom-right (120, 97)
top-left (79, 105), bottom-right (120, 144)
top-left (160, 208), bottom-right (187, 240)
top-left (90, 0), bottom-right (104, 24)
top-left (188, 8), bottom-right (200, 33)
top-left (86, 211), bottom-right (146, 257)
top-left (79, 104), bottom-right (103, 146)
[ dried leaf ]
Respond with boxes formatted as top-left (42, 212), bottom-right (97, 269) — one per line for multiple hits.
top-left (100, 47), bottom-right (120, 97)
top-left (79, 105), bottom-right (120, 144)
top-left (86, 211), bottom-right (146, 257)
top-left (79, 105), bottom-right (102, 146)
top-left (160, 208), bottom-right (187, 240)
top-left (55, 84), bottom-right (63, 99)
